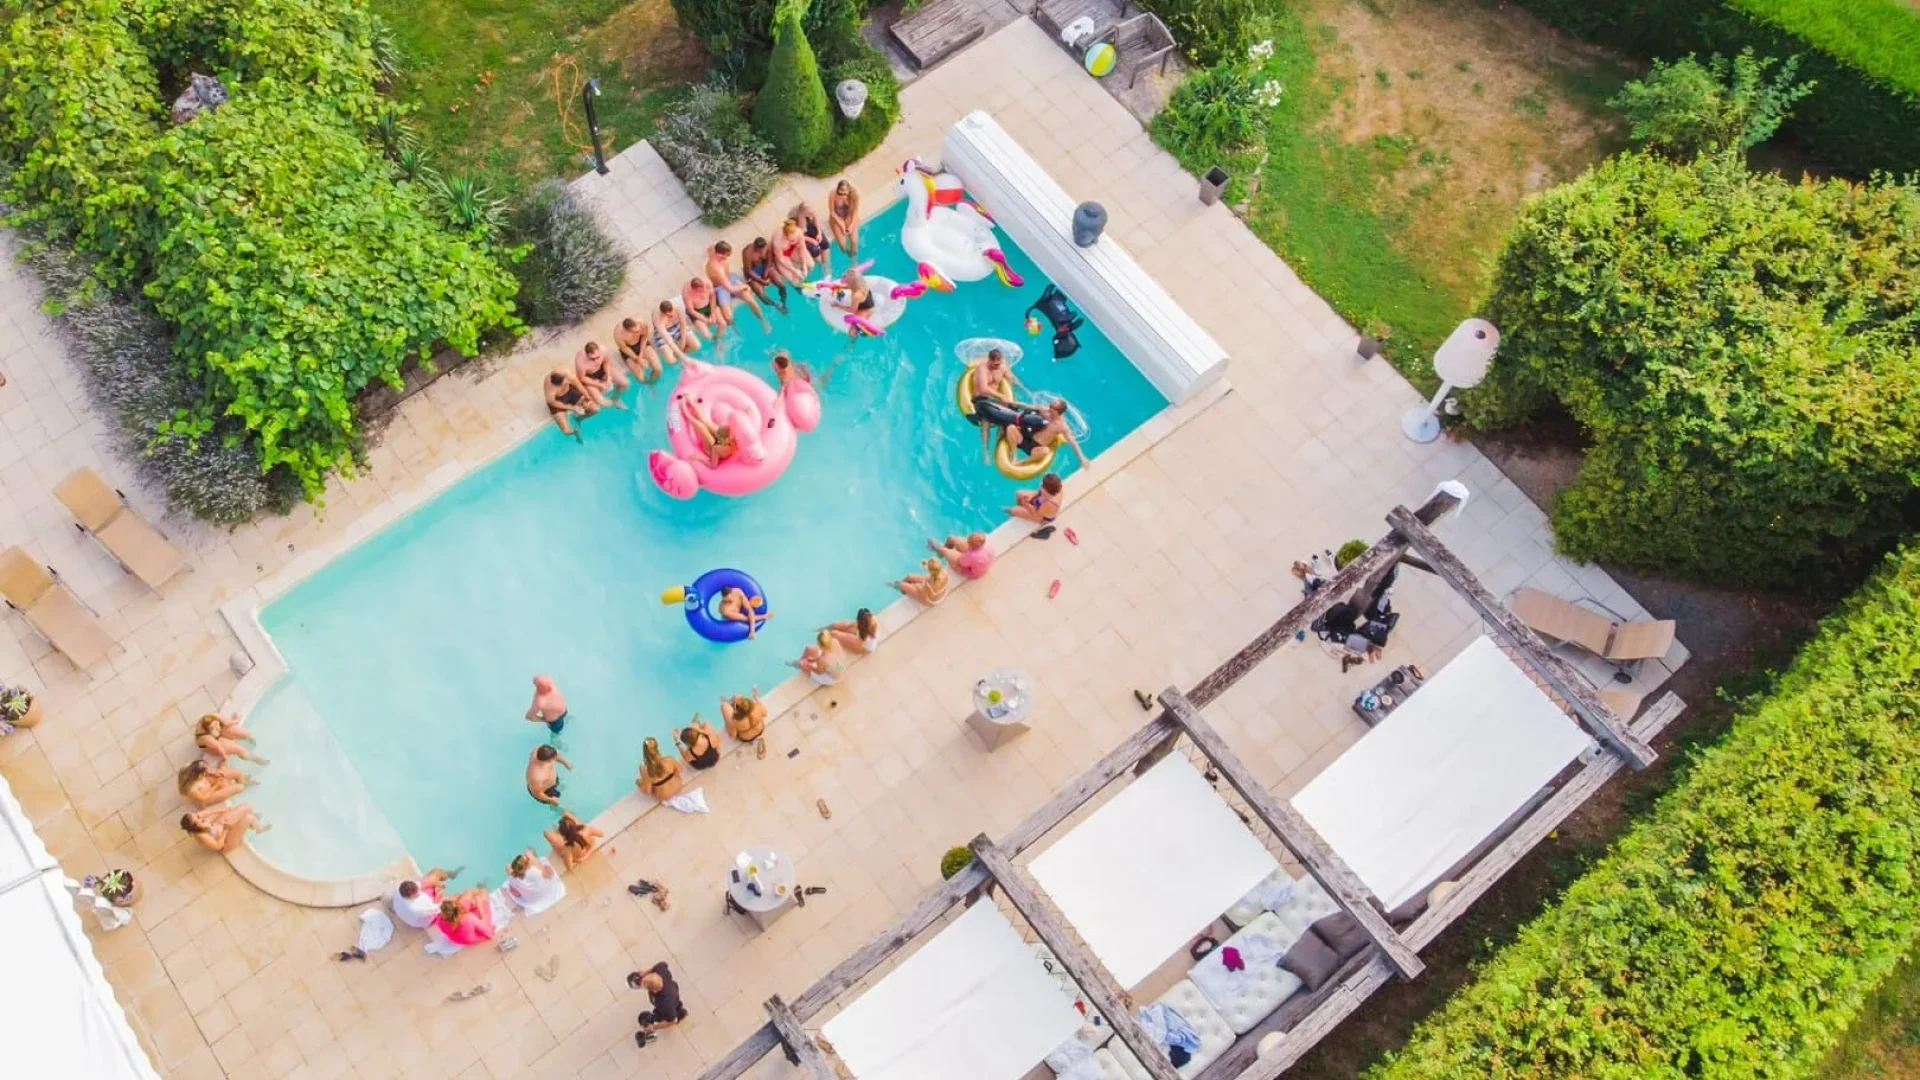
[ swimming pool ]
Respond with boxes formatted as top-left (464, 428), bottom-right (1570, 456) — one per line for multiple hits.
top-left (242, 202), bottom-right (1168, 881)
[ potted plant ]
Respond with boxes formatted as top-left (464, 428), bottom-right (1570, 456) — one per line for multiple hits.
top-left (86, 870), bottom-right (140, 908)
top-left (0, 682), bottom-right (40, 733)
top-left (939, 846), bottom-right (974, 880)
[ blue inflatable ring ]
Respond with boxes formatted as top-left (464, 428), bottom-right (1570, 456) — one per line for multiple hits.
top-left (681, 568), bottom-right (769, 643)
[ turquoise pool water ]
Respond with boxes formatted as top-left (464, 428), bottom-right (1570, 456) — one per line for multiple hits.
top-left (245, 203), bottom-right (1167, 881)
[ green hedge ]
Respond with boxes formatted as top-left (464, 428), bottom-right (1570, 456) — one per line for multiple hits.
top-left (803, 51), bottom-right (900, 175)
top-left (1501, 0), bottom-right (1920, 175)
top-left (752, 5), bottom-right (832, 169)
top-left (1369, 541), bottom-right (1920, 1079)
top-left (668, 0), bottom-right (861, 81)
top-left (1464, 151), bottom-right (1920, 588)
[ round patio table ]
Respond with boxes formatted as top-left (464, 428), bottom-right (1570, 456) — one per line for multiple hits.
top-left (726, 847), bottom-right (796, 931)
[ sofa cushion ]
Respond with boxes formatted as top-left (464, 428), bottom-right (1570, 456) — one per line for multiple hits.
top-left (1185, 912), bottom-right (1304, 1033)
top-left (1278, 930), bottom-right (1341, 992)
top-left (1147, 979), bottom-right (1236, 1078)
top-left (1309, 911), bottom-right (1372, 959)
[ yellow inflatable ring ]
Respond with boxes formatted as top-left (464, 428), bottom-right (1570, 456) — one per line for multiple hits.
top-left (995, 439), bottom-right (1055, 480)
top-left (956, 366), bottom-right (1014, 418)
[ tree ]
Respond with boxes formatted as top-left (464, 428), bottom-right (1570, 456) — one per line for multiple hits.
top-left (1607, 49), bottom-right (1815, 157)
top-left (1462, 151), bottom-right (1920, 588)
top-left (751, 0), bottom-right (831, 169)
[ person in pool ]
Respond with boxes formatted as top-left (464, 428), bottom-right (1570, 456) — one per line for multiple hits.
top-left (792, 629), bottom-right (848, 686)
top-left (575, 341), bottom-right (628, 406)
top-left (828, 179), bottom-right (860, 258)
top-left (707, 240), bottom-right (771, 333)
top-left (825, 607), bottom-right (880, 655)
top-left (637, 737), bottom-right (685, 801)
top-left (1003, 398), bottom-right (1089, 469)
top-left (771, 350), bottom-right (811, 390)
top-left (525, 675), bottom-right (568, 736)
top-left (889, 557), bottom-right (950, 607)
top-left (544, 369), bottom-right (597, 437)
top-left (681, 276), bottom-right (727, 340)
top-left (741, 237), bottom-right (791, 314)
top-left (792, 202), bottom-right (832, 277)
top-left (673, 716), bottom-right (723, 770)
top-left (718, 585), bottom-right (767, 638)
top-left (614, 317), bottom-right (666, 383)
top-left (722, 687), bottom-right (767, 744)
top-left (831, 267), bottom-right (877, 341)
top-left (545, 811), bottom-right (603, 870)
top-left (931, 533), bottom-right (995, 581)
top-left (526, 744), bottom-right (572, 806)
top-left (1006, 472), bottom-right (1065, 524)
top-left (654, 299), bottom-right (700, 355)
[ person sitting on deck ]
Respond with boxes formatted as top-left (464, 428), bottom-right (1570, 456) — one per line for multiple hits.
top-left (391, 868), bottom-right (456, 929)
top-left (722, 688), bottom-right (768, 744)
top-left (637, 737), bottom-right (685, 801)
top-left (674, 717), bottom-right (723, 770)
top-left (545, 811), bottom-right (603, 871)
top-left (930, 533), bottom-right (995, 581)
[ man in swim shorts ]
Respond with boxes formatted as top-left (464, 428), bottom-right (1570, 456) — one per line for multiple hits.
top-left (526, 744), bottom-right (573, 806)
top-left (707, 240), bottom-right (771, 333)
top-left (741, 237), bottom-right (790, 315)
top-left (1003, 397), bottom-right (1089, 468)
top-left (681, 276), bottom-right (728, 340)
top-left (930, 533), bottom-right (995, 580)
top-left (614, 317), bottom-right (665, 383)
top-left (525, 674), bottom-right (568, 736)
top-left (544, 369), bottom-right (596, 438)
top-left (653, 299), bottom-right (699, 356)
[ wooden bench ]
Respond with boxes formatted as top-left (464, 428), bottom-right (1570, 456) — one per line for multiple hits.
top-left (889, 0), bottom-right (984, 70)
top-left (1033, 0), bottom-right (1125, 47)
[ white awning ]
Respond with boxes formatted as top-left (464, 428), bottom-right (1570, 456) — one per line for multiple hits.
top-left (0, 776), bottom-right (162, 1080)
top-left (820, 901), bottom-right (1084, 1080)
top-left (1029, 754), bottom-right (1278, 988)
top-left (1292, 635), bottom-right (1596, 909)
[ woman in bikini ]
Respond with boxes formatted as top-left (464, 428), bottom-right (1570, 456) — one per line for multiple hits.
top-left (775, 219), bottom-right (812, 283)
top-left (793, 202), bottom-right (832, 278)
top-left (615, 317), bottom-right (666, 383)
top-left (1006, 472), bottom-right (1065, 525)
top-left (824, 607), bottom-right (879, 655)
top-left (177, 759), bottom-right (250, 807)
top-left (575, 341), bottom-right (627, 405)
top-left (682, 398), bottom-right (738, 469)
top-left (653, 299), bottom-right (700, 355)
top-left (722, 688), bottom-right (768, 743)
top-left (544, 369), bottom-right (597, 437)
top-left (673, 716), bottom-right (723, 770)
top-left (889, 557), bottom-right (950, 607)
top-left (681, 276), bottom-right (726, 340)
top-left (828, 180), bottom-right (860, 257)
top-left (636, 737), bottom-right (685, 801)
top-left (791, 630), bottom-right (849, 686)
top-left (181, 804), bottom-right (268, 853)
top-left (194, 713), bottom-right (266, 767)
top-left (833, 267), bottom-right (877, 341)
top-left (544, 811), bottom-right (603, 870)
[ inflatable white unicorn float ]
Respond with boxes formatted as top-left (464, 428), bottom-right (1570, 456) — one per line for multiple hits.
top-left (895, 158), bottom-right (1024, 289)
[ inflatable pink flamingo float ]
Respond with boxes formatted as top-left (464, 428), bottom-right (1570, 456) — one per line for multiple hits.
top-left (647, 357), bottom-right (821, 499)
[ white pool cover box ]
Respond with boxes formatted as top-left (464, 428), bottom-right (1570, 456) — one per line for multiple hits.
top-left (1029, 753), bottom-right (1279, 989)
top-left (820, 900), bottom-right (1086, 1080)
top-left (1292, 635), bottom-right (1597, 909)
top-left (0, 775), bottom-right (163, 1080)
top-left (942, 110), bottom-right (1229, 405)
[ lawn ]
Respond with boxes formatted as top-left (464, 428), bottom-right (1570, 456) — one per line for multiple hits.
top-left (373, 0), bottom-right (705, 193)
top-left (1186, 0), bottom-right (1629, 383)
top-left (1819, 952), bottom-right (1920, 1080)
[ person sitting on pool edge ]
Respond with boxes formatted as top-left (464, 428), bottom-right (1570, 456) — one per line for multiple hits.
top-left (391, 867), bottom-right (458, 929)
top-left (1006, 472), bottom-right (1065, 525)
top-left (526, 744), bottom-right (572, 806)
top-left (544, 368), bottom-right (596, 438)
top-left (828, 179), bottom-right (860, 258)
top-left (181, 804), bottom-right (267, 853)
top-left (825, 607), bottom-right (880, 655)
top-left (637, 737), bottom-right (685, 801)
top-left (575, 341), bottom-right (628, 406)
top-left (673, 716), bottom-right (723, 770)
top-left (615, 317), bottom-right (666, 383)
top-left (505, 848), bottom-right (566, 916)
top-left (681, 275), bottom-right (728, 340)
top-left (177, 759), bottom-right (250, 807)
top-left (195, 712), bottom-right (267, 767)
top-left (545, 811), bottom-right (603, 870)
top-left (792, 629), bottom-right (848, 686)
top-left (741, 237), bottom-right (790, 314)
top-left (889, 557), bottom-right (950, 607)
top-left (718, 583), bottom-right (767, 638)
top-left (1003, 398), bottom-right (1088, 469)
top-left (653, 299), bottom-right (699, 356)
top-left (707, 239), bottom-right (771, 333)
top-left (931, 533), bottom-right (995, 581)
top-left (525, 674), bottom-right (568, 736)
top-left (722, 687), bottom-right (768, 744)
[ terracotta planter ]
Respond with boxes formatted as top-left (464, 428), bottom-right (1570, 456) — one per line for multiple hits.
top-left (9, 695), bottom-right (41, 729)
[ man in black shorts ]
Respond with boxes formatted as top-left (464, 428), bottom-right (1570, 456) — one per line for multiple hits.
top-left (631, 962), bottom-right (688, 1047)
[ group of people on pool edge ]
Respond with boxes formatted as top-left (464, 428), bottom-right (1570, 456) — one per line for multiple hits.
top-left (175, 712), bottom-right (273, 853)
top-left (543, 183), bottom-right (863, 437)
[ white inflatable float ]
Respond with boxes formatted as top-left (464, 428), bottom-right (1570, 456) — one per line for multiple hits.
top-left (895, 158), bottom-right (1024, 288)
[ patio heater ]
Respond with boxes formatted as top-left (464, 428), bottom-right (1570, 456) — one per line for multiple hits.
top-left (582, 77), bottom-right (610, 175)
top-left (1402, 318), bottom-right (1498, 443)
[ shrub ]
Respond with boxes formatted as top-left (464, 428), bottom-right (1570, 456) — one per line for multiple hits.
top-left (1151, 61), bottom-right (1265, 163)
top-left (1608, 49), bottom-right (1816, 156)
top-left (1496, 0), bottom-right (1920, 176)
top-left (669, 0), bottom-right (861, 75)
top-left (1463, 151), bottom-right (1920, 587)
top-left (1137, 0), bottom-right (1260, 66)
top-left (128, 0), bottom-right (386, 121)
top-left (510, 180), bottom-right (628, 327)
top-left (752, 4), bottom-right (832, 169)
top-left (1368, 541), bottom-right (1920, 1080)
top-left (939, 846), bottom-right (974, 880)
top-left (654, 84), bottom-right (780, 225)
top-left (803, 51), bottom-right (900, 175)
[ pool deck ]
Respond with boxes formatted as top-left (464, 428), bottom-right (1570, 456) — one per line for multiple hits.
top-left (0, 18), bottom-right (1683, 1080)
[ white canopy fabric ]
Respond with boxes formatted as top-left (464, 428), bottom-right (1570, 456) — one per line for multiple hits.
top-left (1292, 635), bottom-right (1596, 909)
top-left (821, 901), bottom-right (1084, 1080)
top-left (0, 776), bottom-right (162, 1080)
top-left (1029, 754), bottom-right (1279, 988)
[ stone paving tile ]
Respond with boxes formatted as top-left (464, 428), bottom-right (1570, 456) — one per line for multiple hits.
top-left (0, 17), bottom-right (1685, 1079)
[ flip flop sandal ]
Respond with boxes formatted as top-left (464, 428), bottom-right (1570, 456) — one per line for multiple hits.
top-left (816, 798), bottom-right (832, 820)
top-left (446, 982), bottom-right (493, 1002)
top-left (1064, 528), bottom-right (1079, 545)
top-left (1132, 690), bottom-right (1155, 712)
top-left (755, 738), bottom-right (768, 760)
top-left (1031, 525), bottom-right (1057, 540)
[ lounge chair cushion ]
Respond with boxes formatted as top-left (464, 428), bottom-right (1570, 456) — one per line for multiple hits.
top-left (1186, 913), bottom-right (1303, 1033)
top-left (1145, 979), bottom-right (1235, 1077)
top-left (95, 512), bottom-right (186, 589)
top-left (26, 582), bottom-right (113, 669)
top-left (0, 548), bottom-right (54, 608)
top-left (1309, 911), bottom-right (1372, 960)
top-left (1271, 874), bottom-right (1341, 940)
top-left (1222, 867), bottom-right (1298, 928)
top-left (1094, 1045), bottom-right (1151, 1080)
top-left (53, 467), bottom-right (124, 532)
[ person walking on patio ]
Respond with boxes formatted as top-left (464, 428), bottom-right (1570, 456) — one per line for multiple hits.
top-left (630, 962), bottom-right (688, 1048)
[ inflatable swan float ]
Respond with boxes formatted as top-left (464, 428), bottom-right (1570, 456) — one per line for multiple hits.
top-left (647, 357), bottom-right (821, 499)
top-left (896, 159), bottom-right (1023, 287)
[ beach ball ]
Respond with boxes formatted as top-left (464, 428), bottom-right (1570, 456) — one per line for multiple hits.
top-left (1026, 315), bottom-right (1044, 336)
top-left (1084, 42), bottom-right (1116, 78)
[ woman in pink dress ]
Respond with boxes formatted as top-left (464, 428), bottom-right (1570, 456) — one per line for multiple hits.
top-left (433, 887), bottom-right (501, 948)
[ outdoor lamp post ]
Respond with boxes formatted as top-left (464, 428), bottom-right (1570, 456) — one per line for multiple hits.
top-left (582, 77), bottom-right (610, 175)
top-left (1402, 318), bottom-right (1498, 443)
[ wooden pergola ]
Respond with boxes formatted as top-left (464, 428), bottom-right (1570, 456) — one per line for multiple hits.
top-left (698, 488), bottom-right (1684, 1080)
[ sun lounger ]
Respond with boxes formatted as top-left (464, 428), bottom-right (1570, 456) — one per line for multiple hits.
top-left (53, 467), bottom-right (186, 590)
top-left (0, 548), bottom-right (113, 669)
top-left (1511, 587), bottom-right (1675, 681)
